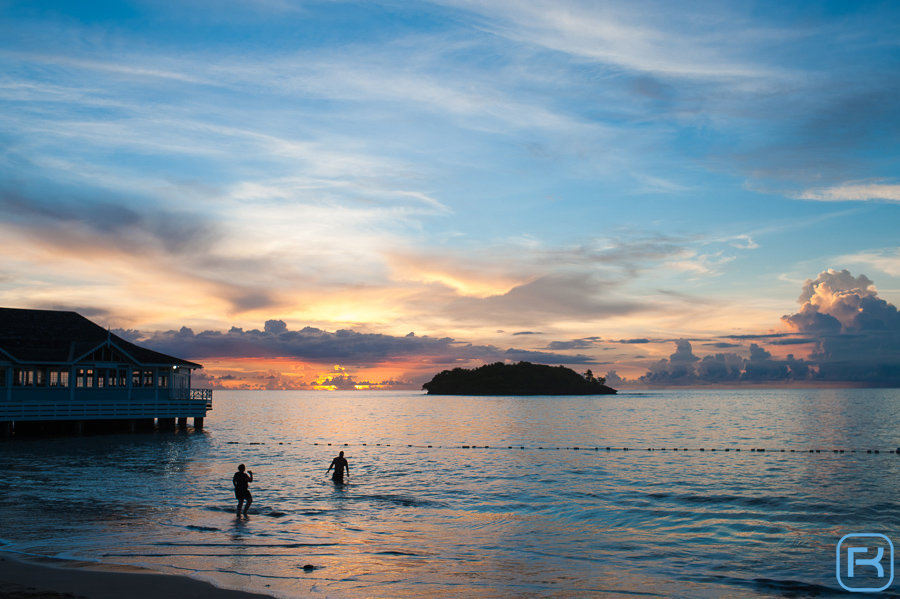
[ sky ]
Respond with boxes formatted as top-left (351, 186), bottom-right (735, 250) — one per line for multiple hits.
top-left (2, 0), bottom-right (900, 389)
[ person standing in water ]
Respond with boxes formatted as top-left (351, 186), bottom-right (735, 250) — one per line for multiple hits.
top-left (233, 464), bottom-right (253, 515)
top-left (326, 451), bottom-right (349, 483)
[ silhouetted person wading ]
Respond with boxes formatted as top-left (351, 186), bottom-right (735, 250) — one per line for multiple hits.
top-left (233, 464), bottom-right (253, 515)
top-left (326, 451), bottom-right (349, 483)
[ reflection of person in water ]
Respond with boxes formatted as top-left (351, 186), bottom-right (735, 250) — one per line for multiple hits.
top-left (233, 464), bottom-right (253, 515)
top-left (326, 451), bottom-right (349, 483)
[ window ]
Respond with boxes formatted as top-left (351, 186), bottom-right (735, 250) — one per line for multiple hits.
top-left (85, 368), bottom-right (94, 388)
top-left (50, 368), bottom-right (72, 388)
top-left (132, 370), bottom-right (142, 387)
top-left (14, 368), bottom-right (33, 386)
top-left (0, 368), bottom-right (5, 387)
top-left (118, 369), bottom-right (127, 387)
top-left (97, 368), bottom-right (105, 388)
top-left (144, 370), bottom-right (154, 387)
top-left (158, 372), bottom-right (169, 388)
top-left (35, 368), bottom-right (46, 387)
top-left (76, 368), bottom-right (85, 388)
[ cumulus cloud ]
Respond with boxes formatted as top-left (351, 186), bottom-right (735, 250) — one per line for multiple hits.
top-left (639, 339), bottom-right (811, 386)
top-left (638, 270), bottom-right (900, 386)
top-left (780, 269), bottom-right (900, 384)
top-left (640, 340), bottom-right (700, 384)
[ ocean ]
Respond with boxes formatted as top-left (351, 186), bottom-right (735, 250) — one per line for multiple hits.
top-left (2, 388), bottom-right (900, 598)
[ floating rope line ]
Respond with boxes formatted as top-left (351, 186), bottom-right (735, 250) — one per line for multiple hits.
top-left (295, 442), bottom-right (900, 454)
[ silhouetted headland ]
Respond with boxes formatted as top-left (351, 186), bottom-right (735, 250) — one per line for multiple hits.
top-left (422, 362), bottom-right (617, 395)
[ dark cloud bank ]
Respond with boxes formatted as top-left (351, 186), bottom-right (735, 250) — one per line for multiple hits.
top-left (619, 270), bottom-right (900, 387)
top-left (118, 319), bottom-right (594, 370)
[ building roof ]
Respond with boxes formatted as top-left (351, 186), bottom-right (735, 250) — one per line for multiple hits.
top-left (0, 308), bottom-right (201, 368)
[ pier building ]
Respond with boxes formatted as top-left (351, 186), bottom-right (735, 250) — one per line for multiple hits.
top-left (0, 307), bottom-right (211, 437)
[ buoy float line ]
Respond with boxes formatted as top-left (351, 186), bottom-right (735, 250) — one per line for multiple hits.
top-left (295, 442), bottom-right (900, 454)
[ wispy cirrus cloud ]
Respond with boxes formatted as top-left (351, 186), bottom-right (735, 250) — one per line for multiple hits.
top-left (436, 0), bottom-right (789, 81)
top-left (795, 182), bottom-right (900, 203)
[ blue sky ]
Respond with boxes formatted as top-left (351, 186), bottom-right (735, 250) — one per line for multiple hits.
top-left (2, 0), bottom-right (899, 387)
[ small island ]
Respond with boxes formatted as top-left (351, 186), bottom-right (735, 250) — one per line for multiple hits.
top-left (422, 361), bottom-right (617, 395)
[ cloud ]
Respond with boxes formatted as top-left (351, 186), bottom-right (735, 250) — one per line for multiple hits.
top-left (839, 248), bottom-right (900, 277)
top-left (440, 0), bottom-right (783, 81)
top-left (639, 339), bottom-right (812, 385)
top-left (796, 182), bottom-right (900, 203)
top-left (545, 338), bottom-right (596, 350)
top-left (640, 340), bottom-right (700, 384)
top-left (0, 189), bottom-right (218, 258)
top-left (703, 342), bottom-right (741, 348)
top-left (780, 269), bottom-right (900, 384)
top-left (122, 321), bottom-right (596, 366)
top-left (629, 269), bottom-right (900, 387)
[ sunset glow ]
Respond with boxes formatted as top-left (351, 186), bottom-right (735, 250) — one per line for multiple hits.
top-left (2, 1), bottom-right (899, 388)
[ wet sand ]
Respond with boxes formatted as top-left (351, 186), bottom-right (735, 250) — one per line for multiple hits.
top-left (0, 552), bottom-right (274, 599)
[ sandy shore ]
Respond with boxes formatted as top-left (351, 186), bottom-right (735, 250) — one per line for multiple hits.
top-left (0, 552), bottom-right (275, 599)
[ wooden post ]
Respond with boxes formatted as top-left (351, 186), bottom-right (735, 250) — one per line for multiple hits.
top-left (157, 417), bottom-right (176, 430)
top-left (74, 420), bottom-right (85, 435)
top-left (177, 417), bottom-right (188, 428)
top-left (0, 421), bottom-right (11, 440)
top-left (193, 417), bottom-right (204, 430)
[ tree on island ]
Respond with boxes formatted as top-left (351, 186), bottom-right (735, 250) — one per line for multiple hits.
top-left (422, 361), bottom-right (617, 395)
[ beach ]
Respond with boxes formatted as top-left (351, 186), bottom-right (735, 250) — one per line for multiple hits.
top-left (0, 552), bottom-right (275, 599)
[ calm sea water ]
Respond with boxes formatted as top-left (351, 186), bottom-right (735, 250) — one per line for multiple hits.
top-left (2, 389), bottom-right (900, 598)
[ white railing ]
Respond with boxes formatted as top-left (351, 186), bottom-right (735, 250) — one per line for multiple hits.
top-left (169, 388), bottom-right (213, 409)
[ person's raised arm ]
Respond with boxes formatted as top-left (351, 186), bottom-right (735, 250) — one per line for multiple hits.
top-left (248, 470), bottom-right (253, 483)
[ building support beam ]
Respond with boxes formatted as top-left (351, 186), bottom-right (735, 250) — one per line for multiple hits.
top-left (0, 421), bottom-right (11, 440)
top-left (194, 417), bottom-right (204, 430)
top-left (177, 417), bottom-right (188, 428)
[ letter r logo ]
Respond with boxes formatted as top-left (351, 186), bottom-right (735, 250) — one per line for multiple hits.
top-left (837, 534), bottom-right (894, 592)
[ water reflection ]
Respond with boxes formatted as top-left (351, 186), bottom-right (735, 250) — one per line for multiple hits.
top-left (2, 389), bottom-right (900, 598)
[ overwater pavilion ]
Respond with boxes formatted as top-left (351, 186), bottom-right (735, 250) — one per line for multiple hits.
top-left (0, 307), bottom-right (211, 437)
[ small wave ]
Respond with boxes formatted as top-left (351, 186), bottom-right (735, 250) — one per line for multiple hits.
top-left (186, 525), bottom-right (221, 532)
top-left (354, 494), bottom-right (445, 508)
top-left (152, 542), bottom-right (338, 548)
top-left (652, 492), bottom-right (787, 509)
top-left (689, 572), bottom-right (870, 597)
top-left (748, 576), bottom-right (859, 597)
top-left (205, 505), bottom-right (241, 513)
top-left (202, 504), bottom-right (286, 517)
